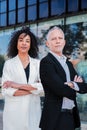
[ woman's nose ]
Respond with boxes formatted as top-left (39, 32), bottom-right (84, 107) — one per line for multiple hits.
top-left (22, 41), bottom-right (26, 44)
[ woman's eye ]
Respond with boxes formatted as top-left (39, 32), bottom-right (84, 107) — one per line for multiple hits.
top-left (26, 41), bottom-right (30, 43)
top-left (19, 39), bottom-right (23, 42)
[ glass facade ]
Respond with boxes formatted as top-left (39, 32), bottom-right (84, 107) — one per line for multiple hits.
top-left (0, 0), bottom-right (87, 27)
top-left (51, 0), bottom-right (65, 15)
top-left (68, 0), bottom-right (79, 12)
top-left (8, 0), bottom-right (16, 25)
top-left (0, 0), bottom-right (6, 13)
top-left (28, 5), bottom-right (37, 20)
top-left (8, 0), bottom-right (16, 11)
top-left (39, 0), bottom-right (48, 18)
top-left (0, 0), bottom-right (7, 26)
top-left (81, 0), bottom-right (87, 10)
top-left (28, 0), bottom-right (37, 21)
top-left (18, 8), bottom-right (25, 23)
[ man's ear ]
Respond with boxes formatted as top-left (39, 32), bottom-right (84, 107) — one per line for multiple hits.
top-left (46, 41), bottom-right (49, 47)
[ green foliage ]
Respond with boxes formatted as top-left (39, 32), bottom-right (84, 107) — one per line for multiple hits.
top-left (64, 23), bottom-right (85, 57)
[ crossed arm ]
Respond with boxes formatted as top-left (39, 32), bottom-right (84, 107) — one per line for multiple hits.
top-left (2, 75), bottom-right (83, 97)
top-left (2, 81), bottom-right (37, 96)
top-left (65, 75), bottom-right (83, 89)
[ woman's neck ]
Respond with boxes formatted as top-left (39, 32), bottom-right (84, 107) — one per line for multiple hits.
top-left (18, 53), bottom-right (30, 68)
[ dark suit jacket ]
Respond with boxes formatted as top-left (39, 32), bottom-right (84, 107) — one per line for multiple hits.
top-left (39, 53), bottom-right (87, 130)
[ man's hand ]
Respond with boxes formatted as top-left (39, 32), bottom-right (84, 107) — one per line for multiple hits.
top-left (64, 82), bottom-right (74, 88)
top-left (64, 75), bottom-right (83, 89)
top-left (74, 75), bottom-right (83, 82)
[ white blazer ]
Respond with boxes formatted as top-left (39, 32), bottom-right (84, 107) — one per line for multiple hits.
top-left (2, 55), bottom-right (44, 130)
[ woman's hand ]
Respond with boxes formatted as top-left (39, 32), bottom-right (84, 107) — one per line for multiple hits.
top-left (3, 81), bottom-right (21, 89)
top-left (3, 81), bottom-right (37, 91)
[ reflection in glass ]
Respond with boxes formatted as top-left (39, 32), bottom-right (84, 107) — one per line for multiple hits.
top-left (8, 0), bottom-right (16, 11)
top-left (0, 0), bottom-right (6, 13)
top-left (28, 0), bottom-right (36, 5)
top-left (28, 6), bottom-right (36, 20)
top-left (39, 2), bottom-right (48, 18)
top-left (18, 8), bottom-right (25, 23)
top-left (68, 0), bottom-right (78, 12)
top-left (0, 13), bottom-right (6, 26)
top-left (9, 11), bottom-right (16, 25)
top-left (81, 0), bottom-right (87, 10)
top-left (18, 0), bottom-right (25, 8)
top-left (51, 0), bottom-right (65, 15)
top-left (39, 0), bottom-right (47, 2)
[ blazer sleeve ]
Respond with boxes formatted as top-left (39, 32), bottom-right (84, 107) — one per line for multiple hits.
top-left (40, 59), bottom-right (76, 100)
top-left (1, 61), bottom-right (18, 97)
top-left (30, 59), bottom-right (44, 96)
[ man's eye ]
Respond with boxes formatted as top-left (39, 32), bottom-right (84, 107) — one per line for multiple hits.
top-left (51, 38), bottom-right (56, 40)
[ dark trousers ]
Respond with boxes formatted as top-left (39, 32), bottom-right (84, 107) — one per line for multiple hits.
top-left (54, 111), bottom-right (75, 130)
top-left (41, 111), bottom-right (75, 130)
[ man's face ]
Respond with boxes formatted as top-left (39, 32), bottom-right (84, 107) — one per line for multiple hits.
top-left (46, 29), bottom-right (65, 56)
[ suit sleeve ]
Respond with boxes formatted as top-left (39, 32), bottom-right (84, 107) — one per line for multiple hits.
top-left (76, 82), bottom-right (87, 93)
top-left (69, 61), bottom-right (87, 93)
top-left (40, 59), bottom-right (76, 100)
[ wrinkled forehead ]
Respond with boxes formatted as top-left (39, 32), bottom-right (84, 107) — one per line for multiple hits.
top-left (46, 27), bottom-right (64, 40)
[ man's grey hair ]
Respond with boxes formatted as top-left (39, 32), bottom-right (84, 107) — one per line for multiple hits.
top-left (46, 26), bottom-right (65, 41)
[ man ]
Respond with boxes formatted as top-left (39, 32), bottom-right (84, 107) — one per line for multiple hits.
top-left (39, 26), bottom-right (87, 130)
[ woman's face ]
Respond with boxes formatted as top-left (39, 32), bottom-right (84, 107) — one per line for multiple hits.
top-left (17, 33), bottom-right (31, 54)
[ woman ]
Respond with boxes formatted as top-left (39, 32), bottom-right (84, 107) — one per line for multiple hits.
top-left (2, 27), bottom-right (43, 130)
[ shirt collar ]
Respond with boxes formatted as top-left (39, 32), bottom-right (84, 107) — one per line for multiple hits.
top-left (49, 51), bottom-right (67, 62)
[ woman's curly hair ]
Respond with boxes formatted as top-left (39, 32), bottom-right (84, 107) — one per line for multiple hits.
top-left (7, 26), bottom-right (39, 58)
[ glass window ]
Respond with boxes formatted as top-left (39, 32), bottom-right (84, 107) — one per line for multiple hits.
top-left (0, 13), bottom-right (6, 26)
top-left (8, 0), bottom-right (16, 11)
top-left (18, 8), bottom-right (25, 23)
top-left (51, 0), bottom-right (65, 16)
top-left (39, 0), bottom-right (48, 2)
top-left (28, 0), bottom-right (36, 5)
top-left (8, 11), bottom-right (16, 25)
top-left (0, 0), bottom-right (6, 13)
top-left (81, 0), bottom-right (87, 10)
top-left (39, 2), bottom-right (48, 18)
top-left (18, 0), bottom-right (25, 8)
top-left (68, 0), bottom-right (78, 12)
top-left (28, 5), bottom-right (36, 20)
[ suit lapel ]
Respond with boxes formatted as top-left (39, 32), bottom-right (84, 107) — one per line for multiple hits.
top-left (15, 55), bottom-right (27, 83)
top-left (48, 53), bottom-right (66, 81)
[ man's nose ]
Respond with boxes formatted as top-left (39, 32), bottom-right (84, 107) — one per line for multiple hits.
top-left (56, 38), bottom-right (60, 43)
